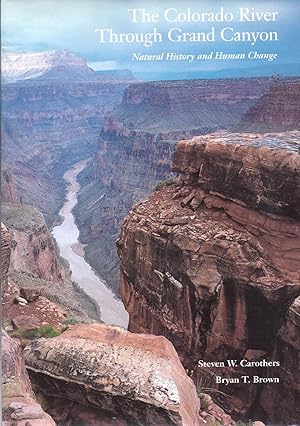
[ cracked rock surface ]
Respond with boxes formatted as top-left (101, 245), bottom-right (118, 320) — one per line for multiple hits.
top-left (118, 131), bottom-right (300, 423)
top-left (24, 323), bottom-right (203, 425)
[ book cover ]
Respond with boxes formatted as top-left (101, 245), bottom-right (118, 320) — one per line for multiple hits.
top-left (1, 1), bottom-right (299, 425)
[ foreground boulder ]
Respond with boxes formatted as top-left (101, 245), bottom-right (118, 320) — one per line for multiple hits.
top-left (2, 330), bottom-right (56, 426)
top-left (24, 323), bottom-right (203, 425)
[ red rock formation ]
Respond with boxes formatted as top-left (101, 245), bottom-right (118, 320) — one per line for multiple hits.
top-left (75, 77), bottom-right (272, 291)
top-left (118, 131), bottom-right (300, 423)
top-left (24, 323), bottom-right (203, 425)
top-left (236, 79), bottom-right (300, 132)
top-left (2, 203), bottom-right (64, 282)
top-left (259, 296), bottom-right (300, 423)
top-left (2, 330), bottom-right (56, 425)
top-left (1, 202), bottom-right (100, 326)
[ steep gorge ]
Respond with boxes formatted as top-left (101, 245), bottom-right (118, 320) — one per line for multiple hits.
top-left (2, 51), bottom-right (133, 226)
top-left (75, 77), bottom-right (273, 291)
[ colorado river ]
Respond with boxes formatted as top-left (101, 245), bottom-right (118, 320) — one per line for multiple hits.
top-left (52, 159), bottom-right (129, 328)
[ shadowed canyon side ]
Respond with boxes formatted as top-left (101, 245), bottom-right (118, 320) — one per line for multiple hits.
top-left (117, 132), bottom-right (300, 424)
top-left (74, 77), bottom-right (274, 291)
top-left (1, 50), bottom-right (133, 226)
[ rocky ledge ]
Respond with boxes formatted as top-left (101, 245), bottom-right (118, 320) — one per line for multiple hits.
top-left (2, 330), bottom-right (56, 426)
top-left (118, 131), bottom-right (300, 423)
top-left (24, 323), bottom-right (222, 426)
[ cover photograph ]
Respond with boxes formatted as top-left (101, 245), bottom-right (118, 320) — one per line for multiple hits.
top-left (1, 0), bottom-right (299, 425)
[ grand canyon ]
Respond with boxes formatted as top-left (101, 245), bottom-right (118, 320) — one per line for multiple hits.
top-left (1, 49), bottom-right (299, 426)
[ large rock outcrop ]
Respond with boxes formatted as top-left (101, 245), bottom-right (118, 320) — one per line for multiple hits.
top-left (2, 202), bottom-right (65, 282)
top-left (2, 330), bottom-right (56, 425)
top-left (75, 77), bottom-right (273, 291)
top-left (1, 202), bottom-right (101, 325)
top-left (24, 323), bottom-right (203, 425)
top-left (118, 131), bottom-right (300, 423)
top-left (236, 79), bottom-right (300, 132)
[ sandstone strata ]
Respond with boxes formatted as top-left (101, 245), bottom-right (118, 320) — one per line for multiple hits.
top-left (118, 131), bottom-right (300, 423)
top-left (1, 202), bottom-right (101, 325)
top-left (2, 203), bottom-right (65, 282)
top-left (24, 323), bottom-right (202, 425)
top-left (2, 330), bottom-right (56, 426)
top-left (236, 79), bottom-right (300, 132)
top-left (75, 77), bottom-right (272, 290)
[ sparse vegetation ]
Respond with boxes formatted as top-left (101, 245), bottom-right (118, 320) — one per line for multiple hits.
top-left (1, 202), bottom-right (45, 232)
top-left (12, 325), bottom-right (60, 340)
top-left (235, 421), bottom-right (254, 426)
top-left (198, 392), bottom-right (212, 411)
top-left (63, 317), bottom-right (80, 325)
top-left (154, 177), bottom-right (175, 191)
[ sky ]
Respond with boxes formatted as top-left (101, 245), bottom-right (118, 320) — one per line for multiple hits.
top-left (2, 0), bottom-right (300, 75)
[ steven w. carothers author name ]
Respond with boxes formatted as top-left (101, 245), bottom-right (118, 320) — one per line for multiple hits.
top-left (198, 359), bottom-right (280, 368)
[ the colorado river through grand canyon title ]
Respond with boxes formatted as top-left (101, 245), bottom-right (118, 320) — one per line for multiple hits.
top-left (52, 160), bottom-right (129, 328)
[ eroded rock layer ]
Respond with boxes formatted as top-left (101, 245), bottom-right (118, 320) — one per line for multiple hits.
top-left (236, 79), bottom-right (300, 132)
top-left (118, 131), bottom-right (300, 423)
top-left (24, 323), bottom-right (202, 426)
top-left (75, 77), bottom-right (273, 291)
top-left (1, 202), bottom-right (101, 325)
top-left (2, 330), bottom-right (56, 426)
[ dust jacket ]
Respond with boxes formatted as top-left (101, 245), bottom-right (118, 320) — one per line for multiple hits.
top-left (1, 1), bottom-right (299, 425)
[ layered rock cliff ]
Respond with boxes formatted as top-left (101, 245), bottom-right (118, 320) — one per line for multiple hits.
top-left (1, 202), bottom-right (100, 325)
top-left (118, 131), bottom-right (300, 423)
top-left (75, 77), bottom-right (272, 291)
top-left (2, 203), bottom-right (65, 282)
top-left (236, 79), bottom-right (300, 132)
top-left (24, 323), bottom-right (233, 426)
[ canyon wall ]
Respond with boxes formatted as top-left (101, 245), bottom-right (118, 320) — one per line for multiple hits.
top-left (2, 203), bottom-right (65, 282)
top-left (75, 77), bottom-right (273, 291)
top-left (2, 54), bottom-right (132, 226)
top-left (1, 202), bottom-right (101, 324)
top-left (236, 79), bottom-right (300, 132)
top-left (118, 131), bottom-right (300, 424)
